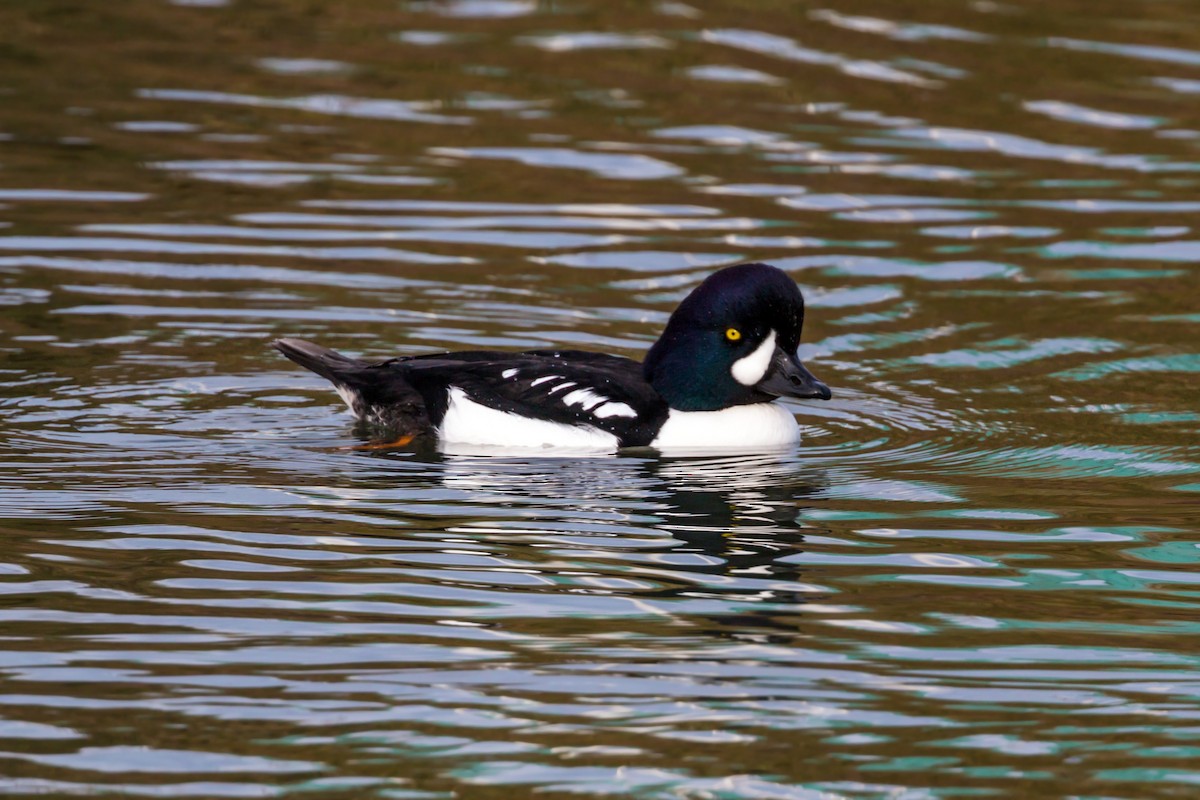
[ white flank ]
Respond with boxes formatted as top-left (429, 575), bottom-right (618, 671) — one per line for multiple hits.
top-left (650, 402), bottom-right (799, 452)
top-left (731, 329), bottom-right (777, 386)
top-left (530, 375), bottom-right (560, 386)
top-left (334, 384), bottom-right (362, 417)
top-left (561, 387), bottom-right (607, 411)
top-left (502, 368), bottom-right (519, 379)
top-left (439, 387), bottom-right (619, 450)
top-left (592, 401), bottom-right (637, 419)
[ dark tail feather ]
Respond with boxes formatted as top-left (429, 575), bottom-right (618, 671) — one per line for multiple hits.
top-left (271, 338), bottom-right (366, 384)
top-left (272, 337), bottom-right (427, 432)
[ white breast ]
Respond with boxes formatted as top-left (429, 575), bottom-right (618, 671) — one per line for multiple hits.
top-left (438, 387), bottom-right (620, 451)
top-left (650, 402), bottom-right (800, 453)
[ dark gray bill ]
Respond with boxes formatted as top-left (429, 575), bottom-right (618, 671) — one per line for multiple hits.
top-left (756, 348), bottom-right (832, 400)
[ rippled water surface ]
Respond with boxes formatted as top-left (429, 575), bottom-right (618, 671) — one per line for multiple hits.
top-left (2, 0), bottom-right (1199, 797)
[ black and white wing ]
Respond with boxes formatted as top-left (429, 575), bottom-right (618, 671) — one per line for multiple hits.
top-left (398, 350), bottom-right (669, 447)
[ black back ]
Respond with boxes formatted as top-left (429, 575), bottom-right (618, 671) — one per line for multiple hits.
top-left (379, 349), bottom-right (669, 447)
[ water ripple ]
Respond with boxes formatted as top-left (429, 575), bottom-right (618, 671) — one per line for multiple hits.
top-left (1, 0), bottom-right (1198, 797)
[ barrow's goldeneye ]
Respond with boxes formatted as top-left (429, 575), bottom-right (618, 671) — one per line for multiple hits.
top-left (272, 262), bottom-right (831, 452)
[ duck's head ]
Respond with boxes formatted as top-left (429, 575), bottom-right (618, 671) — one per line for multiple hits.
top-left (642, 262), bottom-right (832, 411)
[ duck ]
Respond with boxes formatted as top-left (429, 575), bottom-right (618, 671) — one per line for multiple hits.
top-left (272, 262), bottom-right (831, 452)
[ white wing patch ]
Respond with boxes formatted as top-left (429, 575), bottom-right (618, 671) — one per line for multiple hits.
top-left (593, 401), bottom-right (636, 419)
top-left (731, 329), bottom-right (777, 386)
top-left (530, 375), bottom-right (560, 387)
top-left (439, 387), bottom-right (619, 451)
top-left (561, 387), bottom-right (607, 411)
top-left (547, 382), bottom-right (576, 395)
top-left (502, 368), bottom-right (519, 379)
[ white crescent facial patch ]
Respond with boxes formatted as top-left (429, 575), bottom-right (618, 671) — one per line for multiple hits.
top-left (731, 329), bottom-right (777, 386)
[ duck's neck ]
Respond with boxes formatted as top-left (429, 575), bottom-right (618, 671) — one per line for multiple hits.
top-left (643, 332), bottom-right (756, 411)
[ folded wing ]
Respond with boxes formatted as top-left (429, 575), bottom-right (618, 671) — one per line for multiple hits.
top-left (396, 350), bottom-right (668, 447)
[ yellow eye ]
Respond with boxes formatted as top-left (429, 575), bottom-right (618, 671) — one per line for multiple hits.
top-left (725, 328), bottom-right (742, 341)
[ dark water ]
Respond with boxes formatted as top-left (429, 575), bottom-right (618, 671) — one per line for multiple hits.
top-left (2, 0), bottom-right (1199, 796)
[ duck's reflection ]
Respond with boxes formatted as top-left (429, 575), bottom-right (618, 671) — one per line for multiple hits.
top-left (650, 453), bottom-right (819, 593)
top-left (350, 447), bottom-right (830, 627)
top-left (430, 448), bottom-right (822, 531)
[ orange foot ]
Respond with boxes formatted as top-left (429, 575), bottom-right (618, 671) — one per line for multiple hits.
top-left (336, 434), bottom-right (416, 451)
